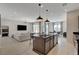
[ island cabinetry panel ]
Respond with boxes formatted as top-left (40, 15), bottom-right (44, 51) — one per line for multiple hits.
top-left (33, 35), bottom-right (58, 55)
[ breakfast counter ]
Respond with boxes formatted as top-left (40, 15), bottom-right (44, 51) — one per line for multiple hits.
top-left (33, 34), bottom-right (58, 55)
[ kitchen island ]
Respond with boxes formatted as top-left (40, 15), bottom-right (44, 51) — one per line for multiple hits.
top-left (33, 34), bottom-right (58, 55)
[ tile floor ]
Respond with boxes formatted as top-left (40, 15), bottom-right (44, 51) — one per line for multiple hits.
top-left (0, 36), bottom-right (77, 55)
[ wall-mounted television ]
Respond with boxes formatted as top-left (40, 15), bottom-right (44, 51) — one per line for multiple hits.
top-left (17, 25), bottom-right (27, 31)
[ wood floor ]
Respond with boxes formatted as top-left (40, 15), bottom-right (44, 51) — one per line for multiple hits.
top-left (0, 36), bottom-right (77, 55)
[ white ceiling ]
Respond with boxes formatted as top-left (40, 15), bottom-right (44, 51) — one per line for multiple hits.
top-left (0, 3), bottom-right (79, 22)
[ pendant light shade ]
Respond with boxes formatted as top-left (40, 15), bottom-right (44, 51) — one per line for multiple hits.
top-left (36, 3), bottom-right (43, 21)
top-left (37, 16), bottom-right (43, 22)
top-left (37, 16), bottom-right (43, 20)
top-left (45, 19), bottom-right (50, 22)
top-left (45, 9), bottom-right (50, 22)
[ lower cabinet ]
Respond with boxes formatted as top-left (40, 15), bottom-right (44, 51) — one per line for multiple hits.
top-left (45, 38), bottom-right (50, 54)
top-left (33, 37), bottom-right (45, 54)
top-left (50, 36), bottom-right (54, 48)
top-left (45, 37), bottom-right (54, 54)
top-left (33, 35), bottom-right (58, 55)
top-left (53, 35), bottom-right (58, 46)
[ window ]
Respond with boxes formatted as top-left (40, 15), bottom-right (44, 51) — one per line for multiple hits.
top-left (45, 23), bottom-right (49, 35)
top-left (53, 22), bottom-right (63, 33)
top-left (33, 23), bottom-right (39, 33)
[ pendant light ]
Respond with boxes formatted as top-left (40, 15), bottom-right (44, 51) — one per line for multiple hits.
top-left (37, 3), bottom-right (43, 22)
top-left (45, 9), bottom-right (50, 22)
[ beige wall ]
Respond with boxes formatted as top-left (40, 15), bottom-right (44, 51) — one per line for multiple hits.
top-left (67, 9), bottom-right (79, 44)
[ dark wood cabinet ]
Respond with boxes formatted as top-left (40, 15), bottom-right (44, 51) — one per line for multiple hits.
top-left (45, 38), bottom-right (50, 54)
top-left (53, 35), bottom-right (58, 46)
top-left (33, 37), bottom-right (45, 54)
top-left (33, 35), bottom-right (58, 55)
top-left (50, 36), bottom-right (54, 48)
